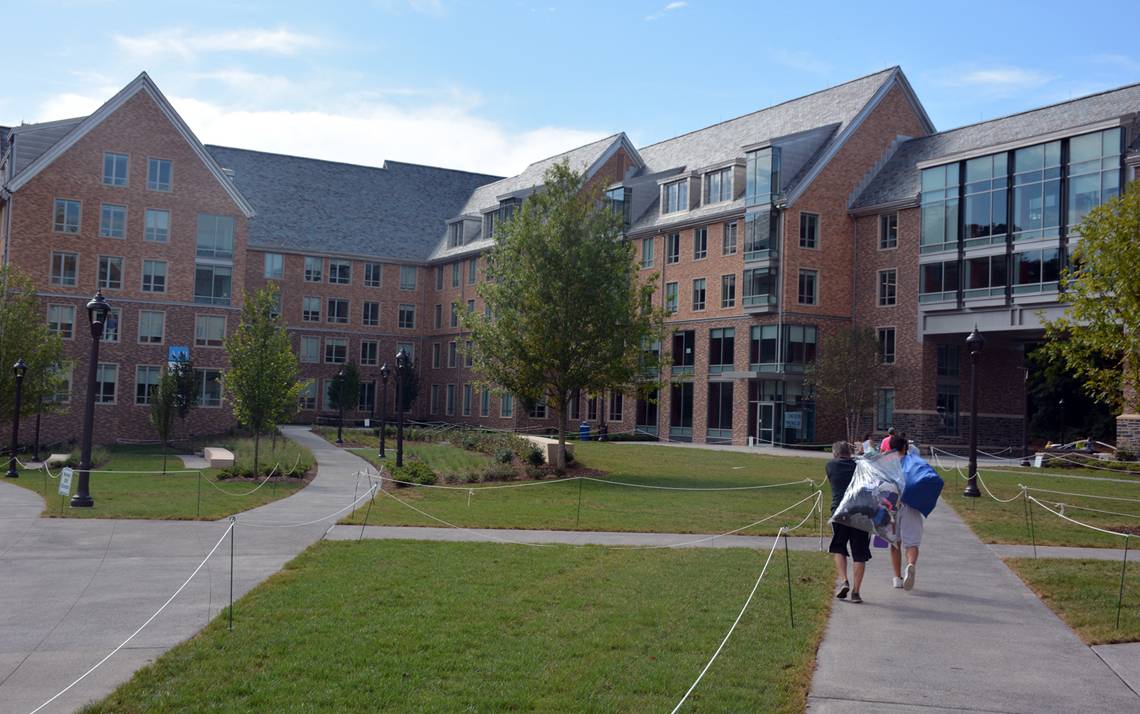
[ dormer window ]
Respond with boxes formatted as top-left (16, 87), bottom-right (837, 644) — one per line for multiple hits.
top-left (662, 180), bottom-right (689, 214)
top-left (448, 222), bottom-right (463, 248)
top-left (704, 167), bottom-right (732, 204)
top-left (605, 187), bottom-right (631, 230)
top-left (745, 147), bottom-right (780, 206)
top-left (484, 201), bottom-right (519, 242)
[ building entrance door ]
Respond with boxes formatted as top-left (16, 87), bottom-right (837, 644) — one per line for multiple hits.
top-left (756, 402), bottom-right (776, 446)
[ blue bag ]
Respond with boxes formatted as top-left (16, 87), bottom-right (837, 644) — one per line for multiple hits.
top-left (900, 452), bottom-right (944, 517)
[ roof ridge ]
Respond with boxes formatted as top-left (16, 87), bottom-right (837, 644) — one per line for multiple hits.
top-left (12, 116), bottom-right (88, 131)
top-left (207, 144), bottom-right (503, 179)
top-left (469, 132), bottom-right (623, 191)
top-left (382, 158), bottom-right (503, 179)
top-left (637, 66), bottom-right (899, 151)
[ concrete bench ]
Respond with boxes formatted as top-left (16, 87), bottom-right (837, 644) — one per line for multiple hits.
top-left (521, 435), bottom-right (573, 465)
top-left (46, 453), bottom-right (70, 466)
top-left (203, 447), bottom-right (235, 469)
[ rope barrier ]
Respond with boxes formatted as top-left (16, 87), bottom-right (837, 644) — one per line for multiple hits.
top-left (237, 484), bottom-right (378, 528)
top-left (1027, 497), bottom-right (1131, 538)
top-left (975, 474), bottom-right (1025, 504)
top-left (1022, 486), bottom-right (1140, 504)
top-left (578, 476), bottom-right (815, 492)
top-left (1048, 502), bottom-right (1140, 520)
top-left (202, 464), bottom-right (282, 497)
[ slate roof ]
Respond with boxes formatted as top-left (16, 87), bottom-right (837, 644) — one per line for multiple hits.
top-left (205, 146), bottom-right (501, 262)
top-left (852, 81), bottom-right (1140, 211)
top-left (6, 117), bottom-right (86, 178)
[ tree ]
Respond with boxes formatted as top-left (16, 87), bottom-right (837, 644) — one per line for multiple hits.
top-left (459, 161), bottom-right (665, 468)
top-left (397, 357), bottom-right (421, 413)
top-left (149, 370), bottom-right (178, 474)
top-left (170, 355), bottom-right (200, 450)
top-left (0, 266), bottom-right (65, 429)
top-left (327, 361), bottom-right (362, 419)
top-left (223, 284), bottom-right (306, 476)
top-left (805, 327), bottom-right (883, 443)
top-left (1041, 184), bottom-right (1140, 415)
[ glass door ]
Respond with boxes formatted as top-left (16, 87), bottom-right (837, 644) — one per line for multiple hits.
top-left (756, 402), bottom-right (776, 446)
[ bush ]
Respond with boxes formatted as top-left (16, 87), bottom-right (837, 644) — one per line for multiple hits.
top-left (1117, 448), bottom-right (1137, 463)
top-left (65, 446), bottom-right (111, 469)
top-left (465, 470), bottom-right (482, 484)
top-left (526, 447), bottom-right (545, 466)
top-left (392, 461), bottom-right (437, 486)
top-left (525, 464), bottom-right (546, 480)
top-left (564, 449), bottom-right (575, 464)
top-left (495, 448), bottom-right (514, 464)
top-left (444, 473), bottom-right (461, 485)
top-left (462, 433), bottom-right (479, 451)
top-left (482, 463), bottom-right (517, 482)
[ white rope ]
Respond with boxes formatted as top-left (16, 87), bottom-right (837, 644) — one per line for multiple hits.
top-left (237, 483), bottom-right (377, 528)
top-left (670, 529), bottom-right (784, 714)
top-left (372, 470), bottom-right (577, 491)
top-left (931, 446), bottom-right (1140, 486)
top-left (1027, 496), bottom-right (1130, 538)
top-left (1022, 485), bottom-right (1140, 504)
top-left (380, 489), bottom-right (553, 547)
top-left (1051, 502), bottom-right (1140, 520)
top-left (202, 464), bottom-right (281, 497)
top-left (975, 474), bottom-right (1025, 504)
top-left (580, 476), bottom-right (815, 492)
top-left (1048, 453), bottom-right (1140, 475)
top-left (28, 521), bottom-right (234, 714)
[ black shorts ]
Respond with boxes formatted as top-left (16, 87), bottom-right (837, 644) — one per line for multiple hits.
top-left (829, 523), bottom-right (872, 563)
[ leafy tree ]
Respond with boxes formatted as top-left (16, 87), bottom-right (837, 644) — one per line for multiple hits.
top-left (223, 284), bottom-right (305, 476)
top-left (459, 161), bottom-right (665, 468)
top-left (327, 361), bottom-right (362, 415)
top-left (0, 266), bottom-right (65, 431)
top-left (397, 357), bottom-right (421, 413)
top-left (170, 355), bottom-right (200, 450)
top-left (149, 370), bottom-right (178, 474)
top-left (805, 326), bottom-right (883, 443)
top-left (1041, 184), bottom-right (1140, 415)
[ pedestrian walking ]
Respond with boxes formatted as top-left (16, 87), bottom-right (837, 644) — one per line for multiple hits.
top-left (888, 434), bottom-right (924, 590)
top-left (827, 441), bottom-right (870, 603)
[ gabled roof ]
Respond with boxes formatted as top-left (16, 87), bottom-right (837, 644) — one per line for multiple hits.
top-left (6, 116), bottom-right (85, 177)
top-left (206, 146), bottom-right (501, 262)
top-left (5, 72), bottom-right (256, 217)
top-left (851, 80), bottom-right (1140, 211)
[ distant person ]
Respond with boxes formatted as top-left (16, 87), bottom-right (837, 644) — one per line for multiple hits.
top-left (827, 441), bottom-right (869, 604)
top-left (880, 427), bottom-right (897, 453)
top-left (861, 433), bottom-right (877, 456)
top-left (888, 434), bottom-right (923, 590)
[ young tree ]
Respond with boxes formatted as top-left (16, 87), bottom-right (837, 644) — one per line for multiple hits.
top-left (397, 357), bottom-right (421, 413)
top-left (149, 370), bottom-right (178, 474)
top-left (170, 355), bottom-right (200, 451)
top-left (327, 361), bottom-right (362, 435)
top-left (0, 266), bottom-right (65, 427)
top-left (223, 284), bottom-right (306, 476)
top-left (805, 326), bottom-right (884, 443)
top-left (460, 161), bottom-right (665, 468)
top-left (1041, 184), bottom-right (1140, 414)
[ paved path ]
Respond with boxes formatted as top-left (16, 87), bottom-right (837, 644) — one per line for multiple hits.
top-left (0, 426), bottom-right (368, 714)
top-left (806, 503), bottom-right (1140, 713)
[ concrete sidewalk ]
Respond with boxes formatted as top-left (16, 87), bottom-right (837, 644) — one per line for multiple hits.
top-left (806, 503), bottom-right (1140, 713)
top-left (0, 426), bottom-right (370, 714)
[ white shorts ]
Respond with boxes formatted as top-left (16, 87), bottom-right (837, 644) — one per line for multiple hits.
top-left (896, 503), bottom-right (924, 549)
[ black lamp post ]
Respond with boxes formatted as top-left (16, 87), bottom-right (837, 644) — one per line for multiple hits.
top-left (335, 368), bottom-right (346, 444)
top-left (963, 327), bottom-right (985, 498)
top-left (395, 349), bottom-right (408, 467)
top-left (72, 291), bottom-right (110, 508)
top-left (1020, 366), bottom-right (1031, 467)
top-left (1058, 397), bottom-right (1066, 448)
top-left (378, 362), bottom-right (390, 459)
top-left (6, 358), bottom-right (28, 478)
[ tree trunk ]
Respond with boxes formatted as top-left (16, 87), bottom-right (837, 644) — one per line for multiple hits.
top-left (162, 442), bottom-right (168, 475)
top-left (253, 431), bottom-right (261, 480)
top-left (555, 403), bottom-right (568, 471)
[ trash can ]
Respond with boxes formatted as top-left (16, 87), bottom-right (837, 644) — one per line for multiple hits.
top-left (579, 421), bottom-right (590, 441)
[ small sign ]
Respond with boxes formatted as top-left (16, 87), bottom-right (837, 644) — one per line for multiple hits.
top-left (363, 419), bottom-right (371, 427)
top-left (59, 467), bottom-right (73, 497)
top-left (783, 411), bottom-right (802, 429)
top-left (168, 345), bottom-right (190, 368)
top-left (1033, 453), bottom-right (1044, 468)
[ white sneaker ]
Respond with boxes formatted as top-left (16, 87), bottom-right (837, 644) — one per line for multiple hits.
top-left (892, 577), bottom-right (904, 589)
top-left (903, 564), bottom-right (916, 591)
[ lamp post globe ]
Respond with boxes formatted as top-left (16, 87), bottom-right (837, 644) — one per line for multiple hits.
top-left (73, 290), bottom-right (111, 507)
top-left (6, 358), bottom-right (28, 478)
top-left (963, 326), bottom-right (985, 498)
top-left (378, 363), bottom-right (390, 459)
top-left (394, 349), bottom-right (408, 467)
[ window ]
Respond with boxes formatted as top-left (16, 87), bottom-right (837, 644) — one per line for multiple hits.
top-left (481, 388), bottom-right (491, 417)
top-left (446, 384), bottom-right (456, 416)
top-left (138, 310), bottom-right (164, 344)
top-left (360, 340), bottom-right (379, 367)
top-left (1068, 128), bottom-right (1122, 232)
top-left (194, 264), bottom-right (231, 305)
top-left (920, 260), bottom-right (959, 303)
top-left (300, 297), bottom-right (320, 323)
top-left (145, 209), bottom-right (170, 243)
top-left (51, 252), bottom-right (78, 287)
top-left (54, 199), bottom-right (81, 233)
top-left (435, 266), bottom-right (444, 290)
top-left (878, 269), bottom-right (897, 306)
top-left (784, 325), bottom-right (818, 370)
top-left (743, 210), bottom-right (775, 261)
top-left (709, 328), bottom-right (735, 374)
top-left (195, 315), bottom-right (226, 347)
top-left (100, 204), bottom-right (127, 238)
top-left (799, 213), bottom-right (819, 249)
top-left (448, 222), bottom-right (463, 248)
top-left (745, 147), bottom-right (779, 205)
top-left (501, 393), bottom-right (514, 418)
top-left (692, 278), bottom-right (706, 311)
top-left (636, 389), bottom-right (659, 432)
top-left (52, 365), bottom-right (73, 404)
top-left (327, 299), bottom-right (349, 324)
top-left (666, 233), bottom-right (680, 264)
top-left (569, 394), bottom-right (580, 421)
top-left (720, 274), bottom-right (736, 308)
top-left (95, 363), bottom-right (118, 404)
top-left (463, 340), bottom-right (473, 368)
top-left (142, 260), bottom-right (167, 293)
top-left (197, 369), bottom-right (223, 407)
top-left (608, 393), bottom-right (623, 422)
top-left (937, 345), bottom-right (960, 377)
top-left (431, 342), bottom-right (441, 369)
top-left (462, 384), bottom-right (473, 416)
top-left (398, 304), bottom-right (416, 329)
top-left (878, 327), bottom-right (896, 364)
top-left (468, 258), bottom-right (477, 284)
top-left (466, 299), bottom-right (475, 314)
top-left (300, 336), bottom-right (319, 363)
top-left (429, 384), bottom-right (440, 415)
top-left (964, 153), bottom-right (1009, 247)
top-left (964, 254), bottom-right (1008, 299)
top-left (749, 325), bottom-right (778, 369)
top-left (264, 253), bottom-right (284, 279)
top-left (529, 400), bottom-right (548, 419)
top-left (880, 213), bottom-right (898, 249)
top-left (196, 214), bottom-right (234, 259)
top-left (605, 187), bottom-right (631, 229)
top-left (101, 309), bottom-right (121, 343)
top-left (359, 382), bottom-right (376, 412)
top-left (662, 180), bottom-right (689, 214)
top-left (937, 384), bottom-right (960, 435)
top-left (723, 221), bottom-right (738, 255)
top-left (588, 396), bottom-right (598, 421)
top-left (451, 262), bottom-right (460, 288)
top-left (359, 301), bottom-right (378, 327)
top-left (1009, 141), bottom-right (1062, 244)
top-left (98, 256), bottom-right (123, 290)
top-left (920, 163), bottom-right (960, 253)
top-left (448, 341), bottom-right (457, 368)
top-left (434, 304), bottom-right (443, 329)
top-left (324, 338), bottom-right (347, 364)
top-left (797, 270), bottom-right (817, 306)
top-left (693, 227), bottom-right (708, 260)
top-left (1013, 248), bottom-right (1061, 294)
top-left (135, 366), bottom-right (160, 405)
top-left (875, 388), bottom-right (895, 430)
top-left (48, 305), bottom-right (75, 339)
top-left (670, 382), bottom-right (694, 437)
top-left (400, 265), bottom-right (417, 291)
top-left (707, 382), bottom-right (733, 439)
top-left (665, 282), bottom-right (678, 313)
top-left (147, 158), bottom-right (172, 191)
top-left (672, 330), bottom-right (695, 373)
top-left (299, 382), bottom-right (317, 411)
top-left (356, 262), bottom-right (381, 289)
top-left (304, 257), bottom-right (323, 282)
top-left (742, 268), bottom-right (776, 308)
top-left (705, 167), bottom-right (732, 204)
top-left (103, 152), bottom-right (128, 186)
top-left (329, 260), bottom-right (351, 284)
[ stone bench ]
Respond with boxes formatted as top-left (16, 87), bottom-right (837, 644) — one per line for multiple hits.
top-left (521, 435), bottom-right (573, 465)
top-left (46, 453), bottom-right (70, 466)
top-left (203, 447), bottom-right (235, 469)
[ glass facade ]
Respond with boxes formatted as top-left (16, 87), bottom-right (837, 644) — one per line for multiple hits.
top-left (742, 268), bottom-right (776, 308)
top-left (743, 210), bottom-right (776, 262)
top-left (745, 147), bottom-right (779, 206)
top-left (920, 162), bottom-right (958, 253)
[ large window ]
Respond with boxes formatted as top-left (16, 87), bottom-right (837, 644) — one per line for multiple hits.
top-left (671, 330), bottom-right (695, 374)
top-left (103, 152), bottom-right (129, 186)
top-left (705, 167), bottom-right (732, 204)
top-left (964, 153), bottom-right (1008, 247)
top-left (463, 384), bottom-right (473, 416)
top-left (329, 260), bottom-right (352, 284)
top-left (435, 266), bottom-right (444, 290)
top-left (665, 282), bottom-right (678, 313)
top-left (324, 338), bottom-right (347, 364)
top-left (875, 388), bottom-right (895, 430)
top-left (920, 163), bottom-right (959, 253)
top-left (742, 268), bottom-right (776, 308)
top-left (750, 325), bottom-right (778, 370)
top-left (878, 269), bottom-right (897, 306)
top-left (662, 180), bottom-right (689, 214)
top-left (709, 328), bottom-right (735, 374)
top-left (400, 265), bottom-right (417, 291)
top-left (302, 297), bottom-right (321, 322)
top-left (693, 227), bottom-right (707, 260)
top-left (937, 384), bottom-right (960, 435)
top-left (195, 315), bottom-right (225, 347)
top-left (48, 305), bottom-right (75, 339)
top-left (144, 209), bottom-right (170, 243)
top-left (937, 344), bottom-right (960, 377)
top-left (327, 299), bottom-right (349, 324)
top-left (641, 238), bottom-right (654, 268)
top-left (636, 389), bottom-right (658, 432)
top-left (1013, 248), bottom-right (1060, 294)
top-left (53, 199), bottom-right (81, 233)
top-left (304, 256), bottom-right (322, 282)
top-left (100, 204), bottom-right (126, 239)
top-left (51, 252), bottom-right (78, 286)
top-left (365, 262), bottom-right (383, 288)
top-left (142, 260), bottom-right (167, 293)
top-left (468, 258), bottom-right (477, 284)
top-left (666, 233), bottom-right (680, 264)
top-left (605, 187), bottom-right (631, 229)
top-left (1011, 141), bottom-right (1061, 242)
top-left (196, 214), bottom-right (234, 259)
top-left (299, 382), bottom-right (317, 410)
top-left (743, 210), bottom-right (775, 261)
top-left (880, 213), bottom-right (898, 249)
top-left (445, 384), bottom-right (457, 416)
top-left (691, 278), bottom-right (706, 311)
top-left (452, 262), bottom-right (460, 287)
top-left (608, 393), bottom-right (623, 422)
top-left (448, 222), bottom-right (463, 248)
top-left (1068, 128), bottom-right (1122, 232)
top-left (920, 260), bottom-right (958, 303)
top-left (878, 327), bottom-right (896, 365)
top-left (102, 309), bottom-right (120, 343)
top-left (721, 274), bottom-right (736, 308)
top-left (136, 366), bottom-right (161, 405)
top-left (783, 325), bottom-right (818, 371)
top-left (799, 213), bottom-right (819, 249)
top-left (669, 382), bottom-right (694, 438)
top-left (707, 382), bottom-right (733, 440)
top-left (362, 301), bottom-right (380, 327)
top-left (264, 253), bottom-right (284, 279)
top-left (138, 310), bottom-right (164, 344)
top-left (300, 336), bottom-right (319, 363)
top-left (723, 221), bottom-right (738, 255)
top-left (964, 254), bottom-right (1008, 299)
top-left (429, 384), bottom-right (440, 415)
top-left (194, 264), bottom-right (232, 305)
top-left (147, 158), bottom-right (172, 191)
top-left (398, 304), bottom-right (416, 329)
top-left (500, 393), bottom-right (513, 418)
top-left (95, 363), bottom-right (118, 404)
top-left (797, 270), bottom-right (817, 306)
top-left (745, 147), bottom-right (779, 206)
top-left (197, 369), bottom-right (223, 407)
top-left (97, 256), bottom-right (123, 290)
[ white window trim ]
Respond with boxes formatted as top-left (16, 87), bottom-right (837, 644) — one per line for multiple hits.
top-left (103, 151), bottom-right (130, 187)
top-left (95, 362), bottom-right (119, 405)
top-left (877, 268), bottom-right (898, 307)
top-left (879, 213), bottom-right (899, 252)
top-left (799, 212), bottom-right (821, 251)
top-left (144, 207), bottom-right (171, 243)
top-left (137, 309), bottom-right (165, 345)
top-left (146, 156), bottom-right (174, 192)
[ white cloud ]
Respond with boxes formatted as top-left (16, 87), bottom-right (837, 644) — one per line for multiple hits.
top-left (936, 66), bottom-right (1054, 92)
top-left (113, 27), bottom-right (324, 60)
top-left (1091, 54), bottom-right (1140, 73)
top-left (645, 1), bottom-right (686, 21)
top-left (769, 49), bottom-right (830, 75)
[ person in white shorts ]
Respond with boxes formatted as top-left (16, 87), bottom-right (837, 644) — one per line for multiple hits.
top-left (887, 434), bottom-right (923, 590)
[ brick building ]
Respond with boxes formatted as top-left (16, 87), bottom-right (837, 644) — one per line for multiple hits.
top-left (2, 68), bottom-right (1138, 449)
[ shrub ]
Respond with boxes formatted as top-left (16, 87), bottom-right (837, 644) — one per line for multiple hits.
top-left (462, 433), bottom-right (479, 451)
top-left (525, 464), bottom-right (546, 480)
top-left (465, 470), bottom-right (482, 484)
top-left (496, 448), bottom-right (514, 464)
top-left (526, 447), bottom-right (545, 466)
top-left (1116, 448), bottom-right (1137, 463)
top-left (482, 463), bottom-right (517, 482)
top-left (444, 473), bottom-right (461, 485)
top-left (392, 461), bottom-right (437, 486)
top-left (564, 449), bottom-right (575, 465)
top-left (65, 446), bottom-right (111, 469)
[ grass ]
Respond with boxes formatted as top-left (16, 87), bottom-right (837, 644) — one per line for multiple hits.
top-left (937, 462), bottom-right (1140, 548)
top-left (1007, 557), bottom-right (1140, 644)
top-left (352, 443), bottom-right (491, 480)
top-left (342, 442), bottom-right (826, 535)
top-left (82, 540), bottom-right (833, 713)
top-left (6, 438), bottom-right (314, 520)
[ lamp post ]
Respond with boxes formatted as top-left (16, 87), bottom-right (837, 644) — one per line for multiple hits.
top-left (378, 363), bottom-right (390, 459)
top-left (72, 291), bottom-right (110, 508)
top-left (6, 358), bottom-right (28, 478)
top-left (395, 349), bottom-right (408, 467)
top-left (1058, 397), bottom-right (1066, 448)
top-left (335, 368), bottom-right (346, 445)
top-left (963, 327), bottom-right (985, 498)
top-left (1020, 366), bottom-right (1031, 467)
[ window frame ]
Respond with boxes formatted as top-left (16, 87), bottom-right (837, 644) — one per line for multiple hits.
top-left (798, 212), bottom-right (820, 250)
top-left (879, 213), bottom-right (898, 250)
top-left (877, 326), bottom-right (896, 365)
top-left (99, 203), bottom-right (127, 239)
top-left (720, 274), bottom-right (736, 309)
top-left (146, 157), bottom-right (173, 192)
top-left (797, 269), bottom-right (818, 306)
top-left (53, 198), bottom-right (82, 234)
top-left (194, 314), bottom-right (226, 348)
top-left (97, 255), bottom-right (124, 291)
top-left (137, 309), bottom-right (165, 345)
top-left (144, 208), bottom-right (170, 243)
top-left (103, 152), bottom-right (129, 187)
top-left (141, 259), bottom-right (168, 293)
top-left (50, 252), bottom-right (79, 287)
top-left (877, 269), bottom-right (897, 307)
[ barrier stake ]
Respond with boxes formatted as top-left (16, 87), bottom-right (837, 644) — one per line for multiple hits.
top-left (43, 466), bottom-right (47, 499)
top-left (1027, 493), bottom-right (1038, 560)
top-left (783, 531), bottom-right (795, 629)
top-left (228, 517), bottom-right (236, 631)
top-left (359, 488), bottom-right (375, 542)
top-left (197, 471), bottom-right (202, 519)
top-left (1117, 535), bottom-right (1130, 630)
top-left (818, 495), bottom-right (825, 552)
top-left (575, 477), bottom-right (584, 529)
top-left (1022, 487), bottom-right (1032, 540)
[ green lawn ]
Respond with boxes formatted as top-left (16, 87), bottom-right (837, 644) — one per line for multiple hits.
top-left (6, 439), bottom-right (313, 520)
top-left (1007, 557), bottom-right (1140, 644)
top-left (83, 540), bottom-right (832, 713)
top-left (352, 442), bottom-right (491, 479)
top-left (343, 442), bottom-right (826, 536)
top-left (938, 463), bottom-right (1140, 548)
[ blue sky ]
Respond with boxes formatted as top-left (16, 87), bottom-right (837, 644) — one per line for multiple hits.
top-left (3, 0), bottom-right (1137, 175)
